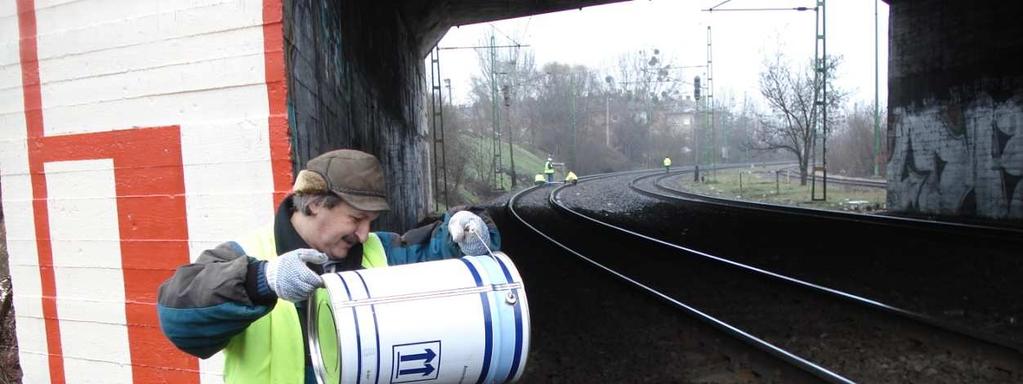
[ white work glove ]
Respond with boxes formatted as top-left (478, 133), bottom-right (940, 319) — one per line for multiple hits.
top-left (265, 248), bottom-right (328, 302)
top-left (448, 211), bottom-right (491, 256)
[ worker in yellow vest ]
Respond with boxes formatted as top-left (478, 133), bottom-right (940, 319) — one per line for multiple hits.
top-left (663, 155), bottom-right (672, 173)
top-left (157, 149), bottom-right (501, 384)
top-left (565, 171), bottom-right (578, 185)
top-left (544, 157), bottom-right (555, 183)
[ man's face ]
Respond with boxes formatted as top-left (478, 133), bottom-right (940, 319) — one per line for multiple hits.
top-left (302, 200), bottom-right (380, 260)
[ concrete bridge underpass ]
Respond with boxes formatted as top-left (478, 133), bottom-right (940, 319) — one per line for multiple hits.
top-left (1, 0), bottom-right (1021, 383)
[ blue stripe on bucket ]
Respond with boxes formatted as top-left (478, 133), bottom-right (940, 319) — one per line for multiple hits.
top-left (338, 274), bottom-right (363, 384)
top-left (460, 258), bottom-right (493, 384)
top-left (492, 254), bottom-right (515, 282)
top-left (506, 290), bottom-right (524, 383)
top-left (493, 256), bottom-right (525, 383)
top-left (352, 270), bottom-right (381, 384)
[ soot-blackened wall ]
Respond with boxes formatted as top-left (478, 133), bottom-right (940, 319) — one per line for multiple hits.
top-left (887, 0), bottom-right (1023, 221)
top-left (284, 0), bottom-right (430, 231)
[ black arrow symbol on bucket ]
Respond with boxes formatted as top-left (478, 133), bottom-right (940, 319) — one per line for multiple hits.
top-left (399, 349), bottom-right (436, 376)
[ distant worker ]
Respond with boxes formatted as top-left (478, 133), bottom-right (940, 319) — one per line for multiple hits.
top-left (543, 157), bottom-right (555, 183)
top-left (565, 171), bottom-right (578, 185)
top-left (663, 155), bottom-right (672, 173)
top-left (534, 173), bottom-right (545, 186)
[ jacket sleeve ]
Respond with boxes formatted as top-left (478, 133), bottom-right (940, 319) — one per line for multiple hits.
top-left (379, 207), bottom-right (502, 266)
top-left (156, 241), bottom-right (278, 359)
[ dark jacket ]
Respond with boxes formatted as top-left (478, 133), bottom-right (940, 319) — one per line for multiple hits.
top-left (156, 197), bottom-right (500, 380)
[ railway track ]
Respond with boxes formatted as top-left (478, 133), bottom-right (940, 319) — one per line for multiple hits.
top-left (771, 165), bottom-right (887, 189)
top-left (507, 177), bottom-right (849, 383)
top-left (644, 168), bottom-right (1023, 241)
top-left (629, 167), bottom-right (1023, 349)
top-left (507, 169), bottom-right (1022, 383)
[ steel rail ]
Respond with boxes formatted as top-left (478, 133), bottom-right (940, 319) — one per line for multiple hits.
top-left (625, 170), bottom-right (1023, 353)
top-left (638, 170), bottom-right (1023, 241)
top-left (568, 169), bottom-right (1023, 354)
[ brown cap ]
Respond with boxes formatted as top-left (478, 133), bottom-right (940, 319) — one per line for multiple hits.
top-left (292, 149), bottom-right (390, 212)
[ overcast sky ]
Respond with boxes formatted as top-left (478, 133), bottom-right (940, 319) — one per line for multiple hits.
top-left (434, 0), bottom-right (889, 110)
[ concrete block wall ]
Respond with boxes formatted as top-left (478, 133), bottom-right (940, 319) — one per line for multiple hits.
top-left (887, 0), bottom-right (1023, 220)
top-left (284, 0), bottom-right (431, 232)
top-left (0, 0), bottom-right (292, 382)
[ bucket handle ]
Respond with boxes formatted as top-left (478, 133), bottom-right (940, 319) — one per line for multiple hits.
top-left (468, 227), bottom-right (519, 305)
top-left (467, 226), bottom-right (499, 262)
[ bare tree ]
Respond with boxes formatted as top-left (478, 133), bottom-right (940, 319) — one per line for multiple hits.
top-left (754, 53), bottom-right (846, 185)
top-left (831, 102), bottom-right (886, 177)
top-left (607, 48), bottom-right (684, 165)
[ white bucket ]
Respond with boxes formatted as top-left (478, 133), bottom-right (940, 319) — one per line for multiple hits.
top-left (308, 252), bottom-right (530, 384)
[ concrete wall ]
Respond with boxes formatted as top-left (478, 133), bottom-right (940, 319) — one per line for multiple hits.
top-left (284, 0), bottom-right (430, 232)
top-left (0, 0), bottom-right (292, 382)
top-left (887, 0), bottom-right (1023, 220)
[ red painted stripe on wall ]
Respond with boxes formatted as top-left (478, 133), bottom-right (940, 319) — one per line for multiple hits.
top-left (264, 0), bottom-right (293, 207)
top-left (18, 1), bottom-right (198, 382)
top-left (16, 1), bottom-right (66, 382)
top-left (17, 0), bottom-right (290, 381)
top-left (31, 128), bottom-right (197, 384)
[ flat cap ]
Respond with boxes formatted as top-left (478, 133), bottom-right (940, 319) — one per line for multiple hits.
top-left (292, 149), bottom-right (390, 212)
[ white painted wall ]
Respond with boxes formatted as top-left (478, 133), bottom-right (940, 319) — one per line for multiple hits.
top-left (1, 0), bottom-right (283, 382)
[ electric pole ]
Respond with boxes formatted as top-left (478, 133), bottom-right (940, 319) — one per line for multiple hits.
top-left (489, 32), bottom-right (503, 191)
top-left (429, 46), bottom-right (449, 211)
top-left (873, 0), bottom-right (880, 177)
top-left (504, 81), bottom-right (517, 187)
top-left (811, 0), bottom-right (828, 201)
top-left (707, 26), bottom-right (715, 179)
top-left (436, 42), bottom-right (528, 192)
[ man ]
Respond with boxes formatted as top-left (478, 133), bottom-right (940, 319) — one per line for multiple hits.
top-left (663, 155), bottom-right (672, 173)
top-left (544, 156), bottom-right (555, 183)
top-left (157, 149), bottom-right (499, 384)
top-left (564, 171), bottom-right (578, 185)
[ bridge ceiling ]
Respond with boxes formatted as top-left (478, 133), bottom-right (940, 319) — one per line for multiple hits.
top-left (401, 0), bottom-right (627, 56)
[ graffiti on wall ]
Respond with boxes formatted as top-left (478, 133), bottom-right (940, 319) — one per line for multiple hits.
top-left (888, 98), bottom-right (1023, 219)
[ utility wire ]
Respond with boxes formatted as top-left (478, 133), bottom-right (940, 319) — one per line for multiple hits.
top-left (705, 7), bottom-right (814, 12)
top-left (709, 0), bottom-right (734, 10)
top-left (489, 23), bottom-right (524, 47)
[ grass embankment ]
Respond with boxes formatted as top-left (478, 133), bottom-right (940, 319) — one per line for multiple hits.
top-left (448, 134), bottom-right (547, 205)
top-left (670, 165), bottom-right (887, 212)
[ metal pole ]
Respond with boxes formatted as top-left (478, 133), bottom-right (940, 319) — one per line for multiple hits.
top-left (811, 0), bottom-right (828, 201)
top-left (507, 83), bottom-right (517, 187)
top-left (707, 26), bottom-right (715, 180)
top-left (429, 47), bottom-right (449, 211)
top-left (445, 79), bottom-right (452, 106)
top-left (437, 54), bottom-right (449, 209)
top-left (873, 0), bottom-right (881, 177)
top-left (489, 32), bottom-right (503, 190)
top-left (822, 0), bottom-right (828, 200)
top-left (571, 73), bottom-right (577, 172)
top-left (605, 94), bottom-right (611, 147)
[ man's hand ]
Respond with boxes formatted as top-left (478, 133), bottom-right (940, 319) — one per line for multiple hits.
top-left (448, 211), bottom-right (491, 256)
top-left (265, 248), bottom-right (328, 302)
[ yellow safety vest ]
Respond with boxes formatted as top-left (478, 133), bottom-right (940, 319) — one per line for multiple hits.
top-left (224, 230), bottom-right (387, 384)
top-left (544, 161), bottom-right (555, 174)
top-left (663, 157), bottom-right (672, 167)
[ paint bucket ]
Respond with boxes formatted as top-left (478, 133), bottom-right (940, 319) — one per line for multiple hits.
top-left (308, 251), bottom-right (530, 384)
